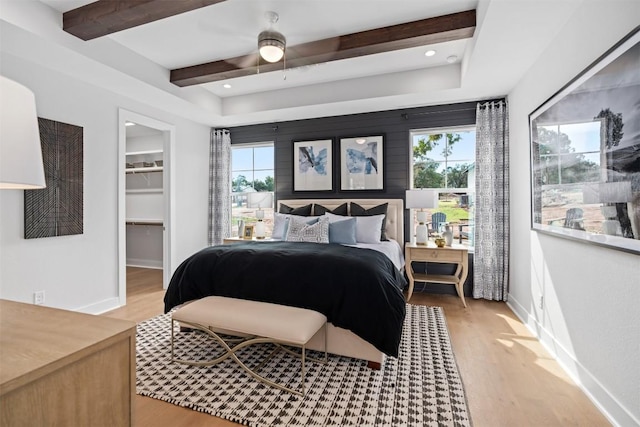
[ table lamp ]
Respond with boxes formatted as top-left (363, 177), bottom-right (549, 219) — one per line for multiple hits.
top-left (247, 192), bottom-right (274, 239)
top-left (0, 76), bottom-right (46, 189)
top-left (405, 189), bottom-right (438, 245)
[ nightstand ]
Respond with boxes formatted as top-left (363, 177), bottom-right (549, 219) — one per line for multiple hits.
top-left (404, 242), bottom-right (469, 307)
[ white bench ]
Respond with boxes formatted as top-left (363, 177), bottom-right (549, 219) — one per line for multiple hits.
top-left (171, 296), bottom-right (327, 396)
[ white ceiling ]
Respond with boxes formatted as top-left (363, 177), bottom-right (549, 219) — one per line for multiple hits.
top-left (9, 0), bottom-right (584, 127)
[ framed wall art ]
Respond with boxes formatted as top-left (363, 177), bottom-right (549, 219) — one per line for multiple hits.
top-left (529, 27), bottom-right (639, 254)
top-left (24, 118), bottom-right (83, 239)
top-left (293, 138), bottom-right (333, 192)
top-left (340, 135), bottom-right (384, 191)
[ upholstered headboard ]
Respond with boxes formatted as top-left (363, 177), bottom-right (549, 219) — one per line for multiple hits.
top-left (277, 199), bottom-right (404, 243)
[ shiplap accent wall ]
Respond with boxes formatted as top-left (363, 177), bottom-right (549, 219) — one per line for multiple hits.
top-left (230, 100), bottom-right (492, 296)
top-left (230, 101), bottom-right (478, 201)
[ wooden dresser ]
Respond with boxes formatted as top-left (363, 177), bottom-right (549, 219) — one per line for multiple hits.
top-left (0, 300), bottom-right (136, 427)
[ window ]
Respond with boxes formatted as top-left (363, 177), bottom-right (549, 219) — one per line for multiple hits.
top-left (231, 143), bottom-right (274, 237)
top-left (410, 127), bottom-right (476, 248)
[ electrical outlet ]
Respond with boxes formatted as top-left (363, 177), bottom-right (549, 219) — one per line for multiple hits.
top-left (34, 291), bottom-right (45, 305)
top-left (538, 295), bottom-right (544, 310)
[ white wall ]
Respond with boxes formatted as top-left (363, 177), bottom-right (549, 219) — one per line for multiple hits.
top-left (508, 2), bottom-right (640, 426)
top-left (0, 50), bottom-right (210, 313)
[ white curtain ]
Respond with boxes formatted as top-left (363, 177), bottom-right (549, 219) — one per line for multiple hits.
top-left (474, 100), bottom-right (510, 301)
top-left (208, 129), bottom-right (231, 246)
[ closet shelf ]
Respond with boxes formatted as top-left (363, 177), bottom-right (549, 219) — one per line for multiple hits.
top-left (125, 149), bottom-right (163, 156)
top-left (125, 188), bottom-right (163, 194)
top-left (126, 219), bottom-right (163, 226)
top-left (126, 166), bottom-right (162, 174)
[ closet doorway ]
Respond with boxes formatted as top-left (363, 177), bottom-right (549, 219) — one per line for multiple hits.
top-left (117, 109), bottom-right (175, 307)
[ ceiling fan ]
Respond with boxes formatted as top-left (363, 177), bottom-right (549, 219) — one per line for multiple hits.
top-left (58, 0), bottom-right (476, 87)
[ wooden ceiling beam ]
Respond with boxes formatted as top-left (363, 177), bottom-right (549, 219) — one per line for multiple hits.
top-left (170, 10), bottom-right (476, 87)
top-left (63, 0), bottom-right (227, 41)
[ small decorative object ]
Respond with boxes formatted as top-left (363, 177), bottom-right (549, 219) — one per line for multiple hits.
top-left (238, 220), bottom-right (244, 237)
top-left (242, 225), bottom-right (254, 240)
top-left (434, 237), bottom-right (446, 247)
top-left (442, 223), bottom-right (453, 247)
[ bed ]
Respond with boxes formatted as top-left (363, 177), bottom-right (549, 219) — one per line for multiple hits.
top-left (164, 198), bottom-right (406, 366)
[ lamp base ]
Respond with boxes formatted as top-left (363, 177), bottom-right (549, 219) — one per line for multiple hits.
top-left (415, 222), bottom-right (428, 245)
top-left (255, 220), bottom-right (266, 239)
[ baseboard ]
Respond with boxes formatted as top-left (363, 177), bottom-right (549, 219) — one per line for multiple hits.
top-left (74, 297), bottom-right (122, 315)
top-left (507, 294), bottom-right (639, 427)
top-left (126, 258), bottom-right (162, 269)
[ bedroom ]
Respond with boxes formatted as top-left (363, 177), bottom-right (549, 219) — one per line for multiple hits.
top-left (0, 1), bottom-right (638, 426)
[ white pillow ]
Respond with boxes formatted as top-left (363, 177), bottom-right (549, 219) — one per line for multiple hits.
top-left (324, 212), bottom-right (349, 223)
top-left (285, 216), bottom-right (329, 243)
top-left (355, 214), bottom-right (385, 243)
top-left (272, 213), bottom-right (318, 239)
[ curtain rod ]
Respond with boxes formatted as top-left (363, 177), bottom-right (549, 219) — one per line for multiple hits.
top-left (401, 98), bottom-right (505, 119)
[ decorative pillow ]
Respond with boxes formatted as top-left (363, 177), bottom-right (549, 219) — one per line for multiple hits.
top-left (314, 203), bottom-right (348, 216)
top-left (350, 202), bottom-right (389, 241)
top-left (285, 216), bottom-right (329, 243)
top-left (326, 216), bottom-right (357, 245)
top-left (279, 203), bottom-right (312, 216)
top-left (355, 214), bottom-right (385, 244)
top-left (272, 213), bottom-right (318, 239)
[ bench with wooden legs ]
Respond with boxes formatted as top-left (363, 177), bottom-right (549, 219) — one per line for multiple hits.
top-left (171, 296), bottom-right (327, 396)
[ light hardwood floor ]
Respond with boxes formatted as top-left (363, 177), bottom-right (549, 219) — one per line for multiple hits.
top-left (105, 267), bottom-right (610, 427)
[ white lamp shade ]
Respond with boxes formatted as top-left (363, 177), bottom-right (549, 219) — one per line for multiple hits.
top-left (247, 191), bottom-right (274, 209)
top-left (405, 189), bottom-right (438, 209)
top-left (0, 76), bottom-right (46, 189)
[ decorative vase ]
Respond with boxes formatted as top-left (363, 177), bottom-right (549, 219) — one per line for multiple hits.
top-left (442, 223), bottom-right (453, 247)
top-left (434, 237), bottom-right (446, 248)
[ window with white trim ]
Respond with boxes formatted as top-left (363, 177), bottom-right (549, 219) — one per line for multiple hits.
top-left (410, 127), bottom-right (476, 248)
top-left (231, 143), bottom-right (274, 237)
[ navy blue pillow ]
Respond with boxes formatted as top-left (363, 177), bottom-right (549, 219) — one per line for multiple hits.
top-left (314, 203), bottom-right (348, 216)
top-left (279, 203), bottom-right (312, 216)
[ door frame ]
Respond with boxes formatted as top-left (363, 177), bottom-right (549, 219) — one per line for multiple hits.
top-left (118, 109), bottom-right (176, 306)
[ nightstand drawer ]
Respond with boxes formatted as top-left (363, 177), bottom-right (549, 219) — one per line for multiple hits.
top-left (408, 247), bottom-right (463, 263)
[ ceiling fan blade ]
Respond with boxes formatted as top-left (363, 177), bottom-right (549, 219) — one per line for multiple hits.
top-left (286, 37), bottom-right (341, 67)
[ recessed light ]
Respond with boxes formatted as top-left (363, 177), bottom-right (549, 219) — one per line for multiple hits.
top-left (223, 84), bottom-right (232, 89)
top-left (424, 50), bottom-right (436, 57)
top-left (446, 55), bottom-right (458, 63)
top-left (125, 122), bottom-right (135, 127)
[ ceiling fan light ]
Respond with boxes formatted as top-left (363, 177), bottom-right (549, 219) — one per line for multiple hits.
top-left (258, 30), bottom-right (286, 63)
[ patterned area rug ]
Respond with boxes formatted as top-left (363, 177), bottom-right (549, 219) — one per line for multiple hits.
top-left (136, 304), bottom-right (471, 426)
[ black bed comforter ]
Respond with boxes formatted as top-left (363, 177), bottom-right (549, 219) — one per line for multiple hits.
top-left (164, 241), bottom-right (407, 357)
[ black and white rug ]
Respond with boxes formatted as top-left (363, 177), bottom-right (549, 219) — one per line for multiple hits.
top-left (136, 304), bottom-right (471, 426)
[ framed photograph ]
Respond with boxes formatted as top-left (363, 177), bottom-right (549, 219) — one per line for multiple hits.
top-left (529, 27), bottom-right (639, 254)
top-left (340, 135), bottom-right (384, 191)
top-left (293, 139), bottom-right (333, 192)
top-left (242, 225), bottom-right (255, 240)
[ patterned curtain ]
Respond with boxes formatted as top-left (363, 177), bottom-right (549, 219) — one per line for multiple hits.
top-left (208, 129), bottom-right (231, 246)
top-left (474, 100), bottom-right (510, 301)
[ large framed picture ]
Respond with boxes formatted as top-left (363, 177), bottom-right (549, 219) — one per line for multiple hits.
top-left (293, 139), bottom-right (333, 192)
top-left (529, 27), bottom-right (639, 254)
top-left (339, 135), bottom-right (384, 191)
